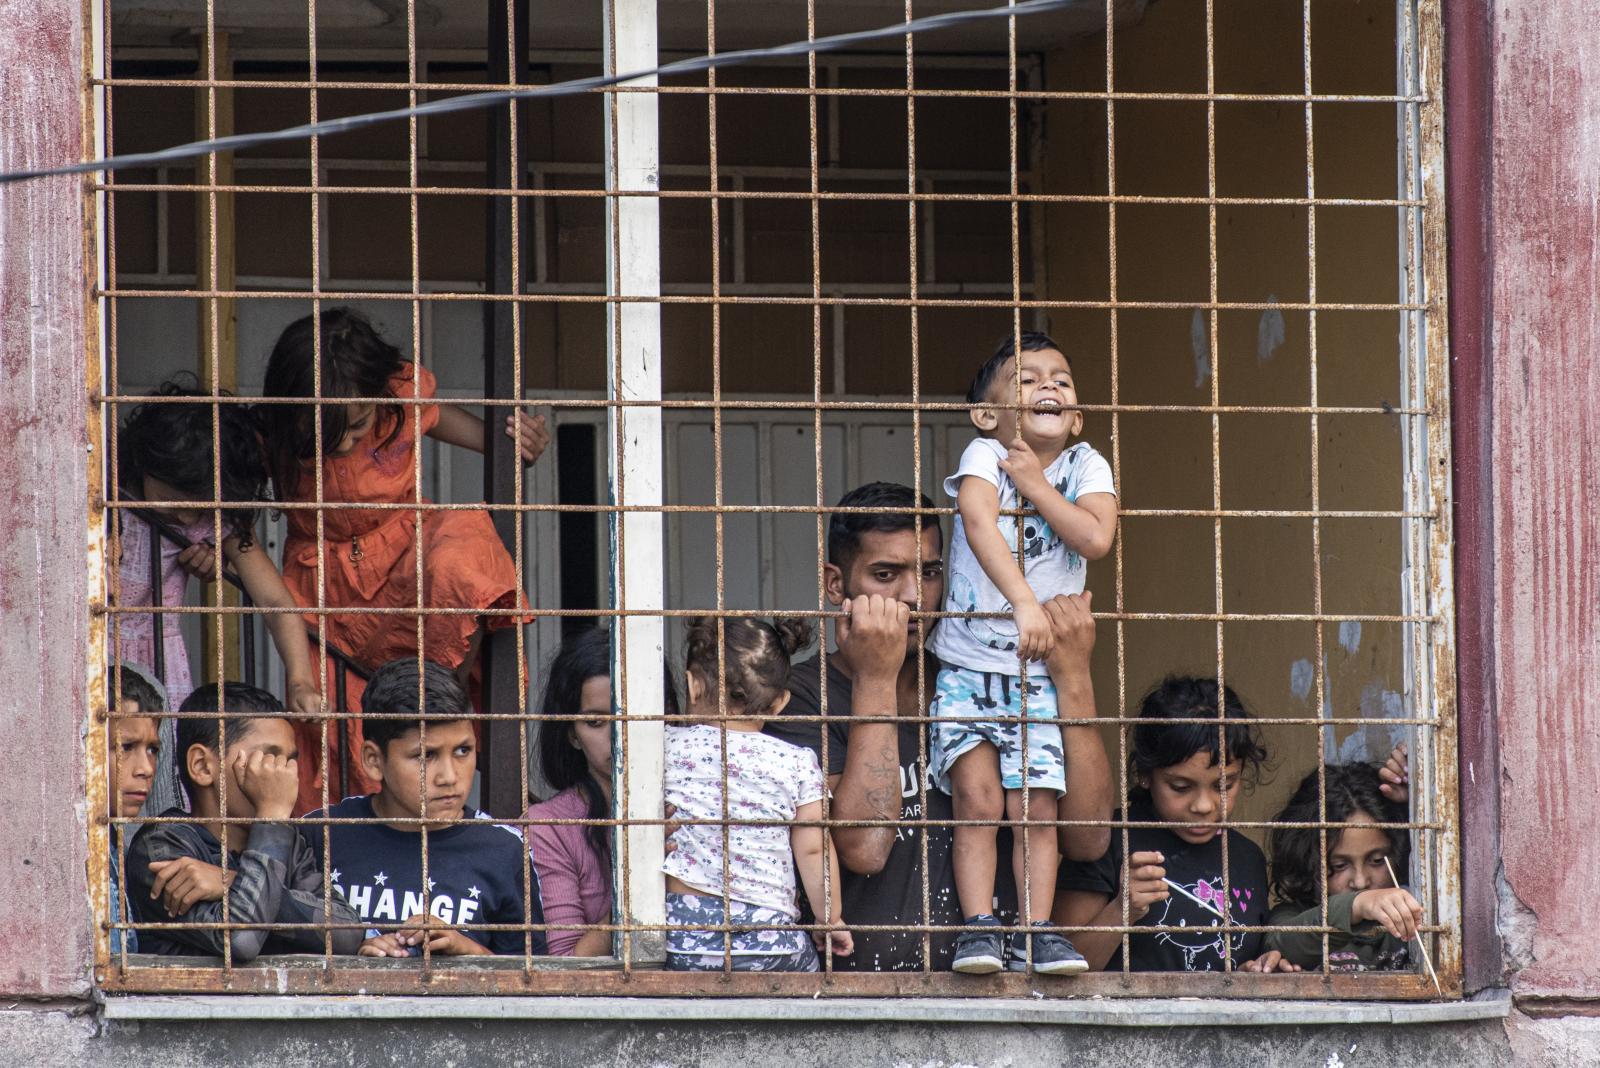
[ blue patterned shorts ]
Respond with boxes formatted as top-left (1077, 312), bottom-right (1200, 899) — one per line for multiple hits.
top-left (664, 893), bottom-right (820, 972)
top-left (929, 665), bottom-right (1067, 795)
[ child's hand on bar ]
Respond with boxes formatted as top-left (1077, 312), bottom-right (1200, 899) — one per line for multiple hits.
top-left (504, 409), bottom-right (550, 465)
top-left (998, 434), bottom-right (1050, 503)
top-left (397, 912), bottom-right (491, 956)
top-left (175, 541), bottom-right (220, 581)
top-left (358, 932), bottom-right (412, 958)
top-left (1378, 742), bottom-right (1410, 803)
top-left (1012, 598), bottom-right (1054, 662)
top-left (285, 677), bottom-right (322, 721)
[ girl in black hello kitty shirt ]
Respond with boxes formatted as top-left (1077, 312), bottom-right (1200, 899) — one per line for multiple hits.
top-left (1053, 677), bottom-right (1297, 973)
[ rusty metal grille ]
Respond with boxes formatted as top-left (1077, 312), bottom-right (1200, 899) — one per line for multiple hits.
top-left (85, 0), bottom-right (1458, 999)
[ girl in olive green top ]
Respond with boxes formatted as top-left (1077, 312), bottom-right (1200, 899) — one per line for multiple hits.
top-left (1265, 755), bottom-right (1424, 972)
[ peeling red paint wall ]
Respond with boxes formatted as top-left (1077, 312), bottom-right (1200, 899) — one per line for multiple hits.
top-left (0, 2), bottom-right (91, 996)
top-left (1489, 0), bottom-right (1600, 1001)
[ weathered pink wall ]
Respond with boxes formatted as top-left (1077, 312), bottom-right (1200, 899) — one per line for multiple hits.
top-left (1489, 1), bottom-right (1600, 1001)
top-left (0, 1), bottom-right (92, 996)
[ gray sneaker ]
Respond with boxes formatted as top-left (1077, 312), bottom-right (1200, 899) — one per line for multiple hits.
top-left (1008, 921), bottom-right (1089, 975)
top-left (951, 915), bottom-right (1006, 974)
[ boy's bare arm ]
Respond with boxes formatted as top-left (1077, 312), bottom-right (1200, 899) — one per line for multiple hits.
top-left (997, 438), bottom-right (1117, 560)
top-left (957, 476), bottom-right (1053, 660)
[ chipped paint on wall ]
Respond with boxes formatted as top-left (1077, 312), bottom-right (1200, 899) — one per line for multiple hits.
top-left (0, 0), bottom-right (91, 997)
top-left (1290, 658), bottom-right (1315, 702)
top-left (1190, 309), bottom-right (1210, 387)
top-left (1339, 620), bottom-right (1362, 655)
top-left (1489, 0), bottom-right (1600, 1000)
top-left (1257, 295), bottom-right (1285, 364)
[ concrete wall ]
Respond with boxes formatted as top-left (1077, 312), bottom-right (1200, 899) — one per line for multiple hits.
top-left (0, 0), bottom-right (92, 999)
top-left (0, 1008), bottom-right (1535, 1068)
top-left (1043, 0), bottom-right (1410, 835)
top-left (1484, 0), bottom-right (1600, 1006)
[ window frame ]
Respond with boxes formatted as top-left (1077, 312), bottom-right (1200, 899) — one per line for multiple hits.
top-left (87, 0), bottom-right (1465, 1000)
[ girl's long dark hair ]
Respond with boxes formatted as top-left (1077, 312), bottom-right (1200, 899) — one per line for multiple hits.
top-left (258, 307), bottom-right (406, 497)
top-left (537, 627), bottom-right (680, 866)
top-left (117, 375), bottom-right (267, 546)
top-left (1130, 676), bottom-right (1270, 796)
top-left (1268, 761), bottom-right (1411, 910)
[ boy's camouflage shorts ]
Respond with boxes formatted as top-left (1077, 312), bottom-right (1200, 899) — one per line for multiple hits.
top-left (929, 665), bottom-right (1067, 795)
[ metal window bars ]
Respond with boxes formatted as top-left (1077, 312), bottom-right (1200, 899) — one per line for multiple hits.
top-left (88, 0), bottom-right (1458, 998)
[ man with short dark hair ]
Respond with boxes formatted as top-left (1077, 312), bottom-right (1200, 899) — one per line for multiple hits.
top-left (763, 482), bottom-right (1112, 971)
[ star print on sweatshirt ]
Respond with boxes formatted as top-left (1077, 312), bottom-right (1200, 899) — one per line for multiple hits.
top-left (303, 794), bottom-right (547, 955)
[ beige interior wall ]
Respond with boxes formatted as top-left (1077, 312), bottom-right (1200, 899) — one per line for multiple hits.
top-left (110, 8), bottom-right (1416, 836)
top-left (1041, 0), bottom-right (1409, 837)
top-left (113, 58), bottom-right (1026, 396)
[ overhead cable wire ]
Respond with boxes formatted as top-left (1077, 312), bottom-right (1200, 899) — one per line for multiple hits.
top-left (0, 0), bottom-right (1077, 185)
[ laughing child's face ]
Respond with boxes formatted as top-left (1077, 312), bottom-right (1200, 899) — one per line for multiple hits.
top-left (112, 709), bottom-right (162, 819)
top-left (974, 347), bottom-right (1082, 455)
top-left (1325, 814), bottom-right (1398, 895)
top-left (1146, 749), bottom-right (1245, 845)
top-left (363, 719), bottom-right (477, 827)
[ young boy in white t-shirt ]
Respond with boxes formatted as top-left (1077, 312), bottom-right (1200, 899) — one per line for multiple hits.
top-left (927, 331), bottom-right (1118, 974)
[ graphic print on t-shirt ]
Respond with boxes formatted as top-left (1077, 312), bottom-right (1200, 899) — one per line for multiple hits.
top-left (334, 868), bottom-right (489, 927)
top-left (1149, 875), bottom-right (1256, 970)
top-left (303, 795), bottom-right (540, 955)
top-left (1057, 802), bottom-right (1269, 972)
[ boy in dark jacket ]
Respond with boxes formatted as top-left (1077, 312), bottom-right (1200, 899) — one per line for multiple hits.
top-left (126, 683), bottom-right (363, 959)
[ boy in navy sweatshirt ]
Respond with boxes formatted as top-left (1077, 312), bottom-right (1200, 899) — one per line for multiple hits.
top-left (304, 659), bottom-right (546, 957)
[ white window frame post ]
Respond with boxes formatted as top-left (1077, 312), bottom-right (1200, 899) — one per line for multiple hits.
top-left (604, 0), bottom-right (666, 964)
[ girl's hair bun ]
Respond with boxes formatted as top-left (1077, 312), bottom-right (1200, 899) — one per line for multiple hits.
top-left (773, 618), bottom-right (815, 658)
top-left (682, 615), bottom-right (811, 715)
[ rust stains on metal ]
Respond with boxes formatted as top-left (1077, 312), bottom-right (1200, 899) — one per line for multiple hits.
top-left (99, 958), bottom-right (1443, 1001)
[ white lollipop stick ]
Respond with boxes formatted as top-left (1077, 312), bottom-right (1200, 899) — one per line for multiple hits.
top-left (1385, 856), bottom-right (1442, 996)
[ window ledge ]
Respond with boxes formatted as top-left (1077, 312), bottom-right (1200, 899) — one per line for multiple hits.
top-left (103, 988), bottom-right (1511, 1028)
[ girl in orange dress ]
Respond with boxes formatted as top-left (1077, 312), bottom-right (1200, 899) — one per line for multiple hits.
top-left (258, 308), bottom-right (549, 813)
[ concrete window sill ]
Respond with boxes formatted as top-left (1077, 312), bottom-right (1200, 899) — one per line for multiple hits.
top-left (103, 988), bottom-right (1512, 1027)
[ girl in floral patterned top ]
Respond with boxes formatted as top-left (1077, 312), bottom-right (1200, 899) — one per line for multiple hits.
top-left (663, 616), bottom-right (853, 971)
